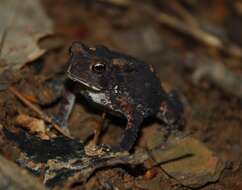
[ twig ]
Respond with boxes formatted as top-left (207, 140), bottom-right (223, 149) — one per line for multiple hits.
top-left (97, 0), bottom-right (131, 6)
top-left (92, 112), bottom-right (106, 146)
top-left (9, 86), bottom-right (73, 139)
top-left (142, 5), bottom-right (242, 58)
top-left (99, 0), bottom-right (242, 58)
top-left (152, 10), bottom-right (222, 49)
top-left (167, 0), bottom-right (199, 28)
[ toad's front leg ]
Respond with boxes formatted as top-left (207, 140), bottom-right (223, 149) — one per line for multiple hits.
top-left (117, 113), bottom-right (143, 152)
top-left (33, 75), bottom-right (75, 129)
top-left (53, 88), bottom-right (76, 129)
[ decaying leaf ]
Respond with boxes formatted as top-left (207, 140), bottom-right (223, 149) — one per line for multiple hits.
top-left (144, 127), bottom-right (225, 188)
top-left (0, 0), bottom-right (53, 74)
top-left (4, 123), bottom-right (224, 189)
top-left (0, 154), bottom-right (47, 190)
top-left (3, 128), bottom-right (139, 187)
top-left (15, 114), bottom-right (50, 140)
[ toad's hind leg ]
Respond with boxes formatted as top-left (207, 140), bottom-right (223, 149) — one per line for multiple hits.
top-left (156, 91), bottom-right (184, 132)
top-left (118, 114), bottom-right (143, 151)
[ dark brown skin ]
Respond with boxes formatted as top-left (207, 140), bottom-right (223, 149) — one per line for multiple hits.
top-left (65, 42), bottom-right (183, 151)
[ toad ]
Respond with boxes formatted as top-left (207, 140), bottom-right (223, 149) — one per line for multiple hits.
top-left (55, 42), bottom-right (183, 152)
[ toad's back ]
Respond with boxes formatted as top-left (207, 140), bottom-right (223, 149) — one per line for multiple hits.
top-left (107, 59), bottom-right (164, 118)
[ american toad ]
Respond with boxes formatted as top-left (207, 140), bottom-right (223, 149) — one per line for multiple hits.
top-left (60, 42), bottom-right (183, 151)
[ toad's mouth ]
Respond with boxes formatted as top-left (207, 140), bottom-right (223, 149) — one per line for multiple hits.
top-left (67, 70), bottom-right (102, 92)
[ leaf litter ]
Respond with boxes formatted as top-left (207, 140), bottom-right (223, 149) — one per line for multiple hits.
top-left (2, 0), bottom-right (241, 189)
top-left (0, 0), bottom-right (53, 74)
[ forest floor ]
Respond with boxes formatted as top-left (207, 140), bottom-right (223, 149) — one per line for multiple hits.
top-left (0, 0), bottom-right (242, 189)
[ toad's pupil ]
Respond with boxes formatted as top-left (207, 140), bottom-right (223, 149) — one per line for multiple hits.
top-left (92, 63), bottom-right (106, 73)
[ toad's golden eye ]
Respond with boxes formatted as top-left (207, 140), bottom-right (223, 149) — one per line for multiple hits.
top-left (91, 62), bottom-right (106, 73)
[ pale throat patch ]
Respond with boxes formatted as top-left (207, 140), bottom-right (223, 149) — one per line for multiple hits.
top-left (87, 91), bottom-right (110, 105)
top-left (87, 89), bottom-right (124, 116)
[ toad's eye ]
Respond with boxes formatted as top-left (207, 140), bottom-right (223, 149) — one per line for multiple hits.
top-left (91, 62), bottom-right (106, 73)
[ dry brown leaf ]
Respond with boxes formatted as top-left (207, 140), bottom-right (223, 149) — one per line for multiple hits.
top-left (15, 114), bottom-right (50, 140)
top-left (143, 126), bottom-right (224, 188)
top-left (0, 0), bottom-right (53, 74)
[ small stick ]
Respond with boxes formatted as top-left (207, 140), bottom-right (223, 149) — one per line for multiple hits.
top-left (100, 1), bottom-right (242, 58)
top-left (155, 11), bottom-right (223, 49)
top-left (142, 5), bottom-right (242, 58)
top-left (92, 112), bottom-right (106, 146)
top-left (9, 86), bottom-right (73, 139)
top-left (97, 0), bottom-right (131, 6)
top-left (167, 0), bottom-right (198, 28)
